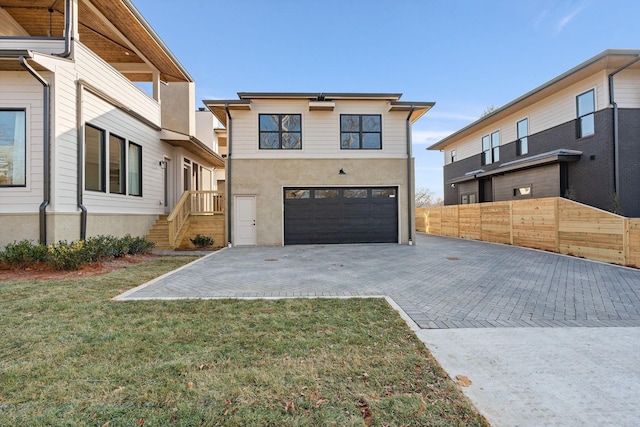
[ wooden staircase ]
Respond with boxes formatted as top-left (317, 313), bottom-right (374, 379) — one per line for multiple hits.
top-left (146, 215), bottom-right (173, 250)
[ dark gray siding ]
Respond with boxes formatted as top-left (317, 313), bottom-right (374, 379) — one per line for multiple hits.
top-left (618, 109), bottom-right (640, 217)
top-left (441, 109), bottom-right (618, 212)
top-left (493, 164), bottom-right (561, 201)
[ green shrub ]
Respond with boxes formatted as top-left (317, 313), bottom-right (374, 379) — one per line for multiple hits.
top-left (46, 240), bottom-right (89, 271)
top-left (190, 234), bottom-right (214, 248)
top-left (2, 235), bottom-right (155, 271)
top-left (1, 240), bottom-right (48, 268)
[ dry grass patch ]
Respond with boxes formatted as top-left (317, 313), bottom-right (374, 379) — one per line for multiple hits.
top-left (0, 256), bottom-right (487, 426)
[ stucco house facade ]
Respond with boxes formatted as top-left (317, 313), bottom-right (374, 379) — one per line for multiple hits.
top-left (0, 0), bottom-right (224, 249)
top-left (429, 49), bottom-right (640, 217)
top-left (205, 93), bottom-right (433, 246)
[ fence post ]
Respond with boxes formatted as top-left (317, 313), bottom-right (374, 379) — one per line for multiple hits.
top-left (509, 201), bottom-right (514, 245)
top-left (553, 197), bottom-right (559, 253)
top-left (624, 217), bottom-right (630, 266)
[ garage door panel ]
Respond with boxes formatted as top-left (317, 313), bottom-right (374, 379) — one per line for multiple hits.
top-left (284, 187), bottom-right (398, 245)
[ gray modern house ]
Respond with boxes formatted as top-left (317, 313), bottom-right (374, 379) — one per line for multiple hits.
top-left (429, 49), bottom-right (640, 217)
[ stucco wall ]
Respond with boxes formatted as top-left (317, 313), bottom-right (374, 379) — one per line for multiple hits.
top-left (230, 158), bottom-right (412, 246)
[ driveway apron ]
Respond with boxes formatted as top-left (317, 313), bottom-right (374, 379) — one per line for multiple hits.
top-left (116, 234), bottom-right (640, 426)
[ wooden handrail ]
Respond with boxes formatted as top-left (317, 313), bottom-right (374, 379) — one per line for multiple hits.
top-left (167, 191), bottom-right (225, 248)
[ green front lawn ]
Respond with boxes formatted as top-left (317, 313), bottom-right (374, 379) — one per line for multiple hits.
top-left (0, 256), bottom-right (487, 426)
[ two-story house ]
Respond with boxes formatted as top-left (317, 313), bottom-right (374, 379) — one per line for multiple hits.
top-left (205, 93), bottom-right (434, 246)
top-left (0, 0), bottom-right (224, 249)
top-left (428, 49), bottom-right (640, 217)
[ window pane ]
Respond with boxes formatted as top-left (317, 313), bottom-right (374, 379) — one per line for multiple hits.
top-left (340, 115), bottom-right (360, 132)
top-left (315, 189), bottom-right (339, 198)
top-left (285, 189), bottom-right (309, 199)
top-left (343, 189), bottom-right (367, 198)
top-left (518, 137), bottom-right (528, 155)
top-left (578, 90), bottom-right (594, 116)
top-left (482, 135), bottom-right (490, 151)
top-left (580, 114), bottom-right (595, 137)
top-left (85, 125), bottom-right (105, 192)
top-left (362, 115), bottom-right (381, 131)
top-left (514, 185), bottom-right (532, 196)
top-left (128, 143), bottom-right (142, 196)
top-left (493, 146), bottom-right (500, 163)
top-left (491, 131), bottom-right (500, 148)
top-left (362, 133), bottom-right (381, 149)
top-left (517, 119), bottom-right (528, 139)
top-left (282, 115), bottom-right (301, 132)
top-left (372, 188), bottom-right (396, 198)
top-left (281, 132), bottom-right (301, 149)
top-left (260, 132), bottom-right (280, 149)
top-left (259, 115), bottom-right (279, 131)
top-left (0, 110), bottom-right (26, 186)
top-left (109, 134), bottom-right (125, 194)
top-left (341, 132), bottom-right (360, 149)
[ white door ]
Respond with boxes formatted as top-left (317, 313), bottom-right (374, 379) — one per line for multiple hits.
top-left (235, 196), bottom-right (256, 246)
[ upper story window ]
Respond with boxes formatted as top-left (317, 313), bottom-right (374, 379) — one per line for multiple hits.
top-left (450, 149), bottom-right (457, 162)
top-left (481, 130), bottom-right (500, 165)
top-left (259, 114), bottom-right (301, 149)
top-left (128, 142), bottom-right (142, 197)
top-left (576, 89), bottom-right (595, 138)
top-left (340, 114), bottom-right (382, 150)
top-left (0, 109), bottom-right (26, 187)
top-left (517, 118), bottom-right (528, 156)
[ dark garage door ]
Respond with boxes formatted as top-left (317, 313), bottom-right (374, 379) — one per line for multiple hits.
top-left (284, 187), bottom-right (398, 245)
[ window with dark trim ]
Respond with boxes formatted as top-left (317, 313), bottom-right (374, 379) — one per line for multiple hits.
top-left (481, 130), bottom-right (500, 165)
top-left (0, 109), bottom-right (26, 187)
top-left (259, 114), bottom-right (301, 149)
top-left (460, 193), bottom-right (477, 204)
top-left (85, 124), bottom-right (105, 192)
top-left (128, 142), bottom-right (142, 196)
top-left (340, 114), bottom-right (382, 149)
top-left (517, 118), bottom-right (528, 156)
top-left (513, 185), bottom-right (532, 197)
top-left (576, 89), bottom-right (595, 138)
top-left (451, 149), bottom-right (457, 162)
top-left (109, 134), bottom-right (126, 194)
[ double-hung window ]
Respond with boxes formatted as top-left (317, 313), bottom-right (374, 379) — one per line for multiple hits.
top-left (517, 118), bottom-right (528, 156)
top-left (481, 130), bottom-right (500, 165)
top-left (576, 89), bottom-right (595, 138)
top-left (451, 149), bottom-right (457, 163)
top-left (340, 114), bottom-right (382, 149)
top-left (0, 109), bottom-right (26, 187)
top-left (259, 114), bottom-right (301, 149)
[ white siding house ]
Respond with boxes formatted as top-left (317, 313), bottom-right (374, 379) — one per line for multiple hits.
top-left (0, 0), bottom-right (224, 248)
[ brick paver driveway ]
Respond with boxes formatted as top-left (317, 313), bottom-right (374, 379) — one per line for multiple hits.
top-left (117, 233), bottom-right (640, 329)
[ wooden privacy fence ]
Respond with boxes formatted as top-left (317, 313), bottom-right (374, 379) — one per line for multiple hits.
top-left (416, 197), bottom-right (640, 267)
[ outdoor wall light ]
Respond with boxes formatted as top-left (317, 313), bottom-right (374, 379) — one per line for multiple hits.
top-left (450, 183), bottom-right (456, 188)
top-left (159, 160), bottom-right (167, 169)
top-left (339, 168), bottom-right (346, 175)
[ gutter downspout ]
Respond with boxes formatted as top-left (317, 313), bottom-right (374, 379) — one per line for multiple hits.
top-left (76, 81), bottom-right (87, 239)
top-left (406, 105), bottom-right (415, 246)
top-left (608, 55), bottom-right (640, 196)
top-left (53, 0), bottom-right (73, 58)
top-left (225, 104), bottom-right (232, 247)
top-left (20, 56), bottom-right (51, 244)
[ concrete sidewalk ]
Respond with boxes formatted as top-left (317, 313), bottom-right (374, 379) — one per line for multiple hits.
top-left (116, 234), bottom-right (640, 426)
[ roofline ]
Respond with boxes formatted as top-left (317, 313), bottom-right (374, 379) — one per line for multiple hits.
top-left (237, 92), bottom-right (404, 101)
top-left (428, 49), bottom-right (640, 151)
top-left (122, 0), bottom-right (194, 82)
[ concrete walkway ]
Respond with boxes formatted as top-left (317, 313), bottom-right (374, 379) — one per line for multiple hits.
top-left (116, 234), bottom-right (640, 426)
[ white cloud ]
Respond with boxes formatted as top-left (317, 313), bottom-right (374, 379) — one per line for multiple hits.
top-left (411, 129), bottom-right (456, 145)
top-left (555, 6), bottom-right (583, 34)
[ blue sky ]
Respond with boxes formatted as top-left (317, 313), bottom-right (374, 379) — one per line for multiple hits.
top-left (133, 0), bottom-right (639, 198)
